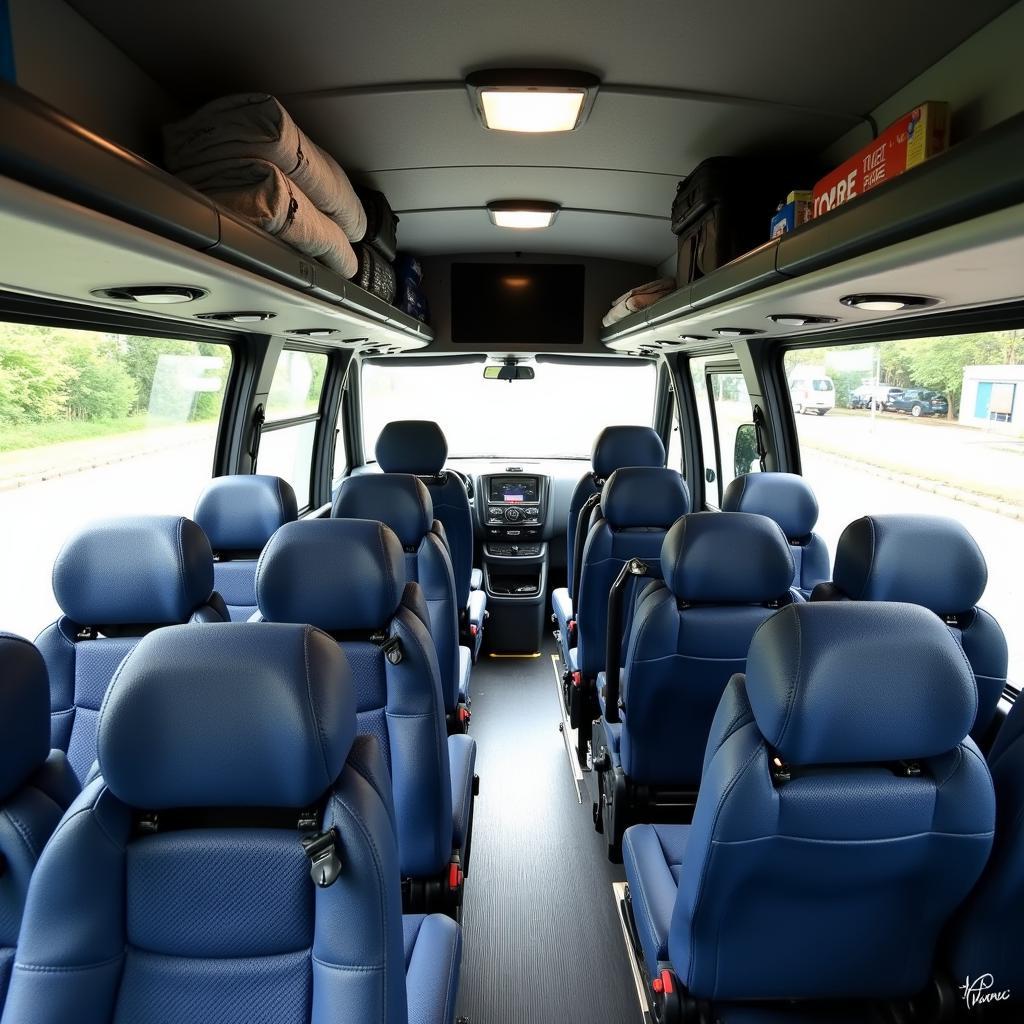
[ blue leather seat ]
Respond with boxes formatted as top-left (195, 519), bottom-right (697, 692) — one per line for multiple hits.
top-left (333, 474), bottom-right (471, 730)
top-left (811, 514), bottom-right (1008, 740)
top-left (1, 622), bottom-right (461, 1024)
top-left (375, 421), bottom-right (486, 658)
top-left (596, 512), bottom-right (796, 857)
top-left (35, 516), bottom-right (227, 784)
top-left (553, 425), bottom-right (666, 669)
top-left (949, 694), bottom-right (1024, 999)
top-left (194, 474), bottom-right (298, 620)
top-left (256, 518), bottom-right (476, 917)
top-left (721, 472), bottom-right (829, 598)
top-left (623, 602), bottom-right (994, 1013)
top-left (0, 634), bottom-right (80, 1006)
top-left (567, 467), bottom-right (689, 765)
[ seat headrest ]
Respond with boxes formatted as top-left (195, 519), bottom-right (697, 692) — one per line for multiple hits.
top-left (833, 515), bottom-right (988, 613)
top-left (592, 425), bottom-right (666, 478)
top-left (98, 623), bottom-right (356, 809)
top-left (662, 512), bottom-right (795, 603)
top-left (256, 518), bottom-right (405, 632)
top-left (746, 602), bottom-right (977, 765)
top-left (52, 516), bottom-right (214, 626)
top-left (0, 633), bottom-right (50, 803)
top-left (332, 473), bottom-right (433, 549)
top-left (722, 472), bottom-right (819, 540)
top-left (601, 467), bottom-right (690, 529)
top-left (375, 420), bottom-right (448, 475)
top-left (194, 474), bottom-right (297, 552)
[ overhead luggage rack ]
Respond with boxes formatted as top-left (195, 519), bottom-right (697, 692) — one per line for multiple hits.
top-left (602, 110), bottom-right (1024, 353)
top-left (0, 82), bottom-right (431, 351)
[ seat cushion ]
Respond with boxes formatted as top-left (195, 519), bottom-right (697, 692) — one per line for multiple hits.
top-left (448, 734), bottom-right (476, 853)
top-left (623, 824), bottom-right (690, 977)
top-left (403, 913), bottom-right (462, 1024)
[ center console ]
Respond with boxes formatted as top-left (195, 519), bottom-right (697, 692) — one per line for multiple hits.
top-left (479, 472), bottom-right (551, 653)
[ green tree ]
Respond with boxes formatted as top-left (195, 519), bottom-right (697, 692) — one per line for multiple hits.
top-left (63, 341), bottom-right (136, 420)
top-left (0, 325), bottom-right (73, 423)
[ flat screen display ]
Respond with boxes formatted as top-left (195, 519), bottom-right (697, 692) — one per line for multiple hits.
top-left (489, 476), bottom-right (539, 504)
top-left (451, 263), bottom-right (585, 344)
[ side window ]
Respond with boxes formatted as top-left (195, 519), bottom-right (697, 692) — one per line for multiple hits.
top-left (257, 349), bottom-right (328, 509)
top-left (688, 357), bottom-right (753, 506)
top-left (0, 321), bottom-right (232, 639)
top-left (784, 332), bottom-right (1023, 685)
top-left (707, 370), bottom-right (756, 498)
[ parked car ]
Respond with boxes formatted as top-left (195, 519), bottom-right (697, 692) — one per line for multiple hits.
top-left (890, 388), bottom-right (949, 417)
top-left (790, 376), bottom-right (836, 415)
top-left (850, 385), bottom-right (904, 410)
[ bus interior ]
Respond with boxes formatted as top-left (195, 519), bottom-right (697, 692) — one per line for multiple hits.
top-left (0, 2), bottom-right (1023, 1022)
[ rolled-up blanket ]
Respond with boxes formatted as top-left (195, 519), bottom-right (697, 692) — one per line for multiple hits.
top-left (164, 93), bottom-right (367, 242)
top-left (179, 159), bottom-right (357, 278)
top-left (601, 277), bottom-right (675, 327)
top-left (352, 242), bottom-right (397, 305)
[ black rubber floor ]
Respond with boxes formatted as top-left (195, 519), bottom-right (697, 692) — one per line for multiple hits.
top-left (455, 638), bottom-right (643, 1024)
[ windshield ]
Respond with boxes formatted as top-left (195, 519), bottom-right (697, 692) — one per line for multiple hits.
top-left (361, 359), bottom-right (658, 459)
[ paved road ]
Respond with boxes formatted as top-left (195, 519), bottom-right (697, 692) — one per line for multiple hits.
top-left (1, 434), bottom-right (1020, 684)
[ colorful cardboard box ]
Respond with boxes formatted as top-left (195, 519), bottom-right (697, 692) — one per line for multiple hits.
top-left (770, 190), bottom-right (813, 237)
top-left (812, 102), bottom-right (950, 218)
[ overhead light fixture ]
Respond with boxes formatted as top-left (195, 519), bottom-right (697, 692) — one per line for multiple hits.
top-left (678, 334), bottom-right (711, 342)
top-left (767, 314), bottom-right (839, 327)
top-left (289, 328), bottom-right (341, 338)
top-left (466, 69), bottom-right (600, 133)
top-left (714, 327), bottom-right (763, 338)
top-left (92, 285), bottom-right (208, 304)
top-left (840, 294), bottom-right (938, 312)
top-left (487, 200), bottom-right (560, 229)
top-left (196, 311), bottom-right (276, 323)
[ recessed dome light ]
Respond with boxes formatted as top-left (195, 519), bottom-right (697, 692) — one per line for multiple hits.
top-left (92, 285), bottom-right (208, 304)
top-left (767, 314), bottom-right (839, 327)
top-left (487, 200), bottom-right (560, 229)
top-left (196, 311), bottom-right (276, 323)
top-left (840, 294), bottom-right (938, 312)
top-left (677, 334), bottom-right (710, 342)
top-left (713, 327), bottom-right (763, 337)
top-left (466, 70), bottom-right (599, 133)
top-left (289, 328), bottom-right (341, 338)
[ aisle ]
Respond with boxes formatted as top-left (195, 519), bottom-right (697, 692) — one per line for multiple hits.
top-left (455, 639), bottom-right (643, 1023)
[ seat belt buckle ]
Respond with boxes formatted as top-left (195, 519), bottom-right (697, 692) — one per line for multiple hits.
top-left (448, 861), bottom-right (464, 891)
top-left (572, 670), bottom-right (582, 688)
top-left (651, 969), bottom-right (683, 1023)
top-left (302, 827), bottom-right (343, 888)
top-left (469, 623), bottom-right (478, 637)
top-left (458, 705), bottom-right (472, 727)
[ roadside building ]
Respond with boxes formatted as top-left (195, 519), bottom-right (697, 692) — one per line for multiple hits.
top-left (959, 365), bottom-right (1024, 434)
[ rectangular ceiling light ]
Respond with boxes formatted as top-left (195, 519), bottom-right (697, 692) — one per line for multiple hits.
top-left (466, 69), bottom-right (599, 133)
top-left (487, 201), bottom-right (560, 229)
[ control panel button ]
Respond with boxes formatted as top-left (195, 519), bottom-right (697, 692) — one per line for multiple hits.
top-left (504, 506), bottom-right (522, 522)
top-left (488, 506), bottom-right (503, 519)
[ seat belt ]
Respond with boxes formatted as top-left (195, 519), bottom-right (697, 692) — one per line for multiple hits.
top-left (603, 558), bottom-right (649, 724)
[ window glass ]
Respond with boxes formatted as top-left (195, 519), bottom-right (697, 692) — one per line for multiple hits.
top-left (785, 331), bottom-right (1024, 684)
top-left (688, 358), bottom-right (753, 506)
top-left (259, 349), bottom-right (328, 508)
top-left (361, 359), bottom-right (658, 460)
top-left (0, 322), bottom-right (231, 639)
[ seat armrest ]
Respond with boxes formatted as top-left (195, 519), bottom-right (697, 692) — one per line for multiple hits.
top-left (466, 588), bottom-right (486, 628)
top-left (448, 734), bottom-right (477, 852)
top-left (404, 913), bottom-right (463, 1024)
top-left (470, 568), bottom-right (483, 591)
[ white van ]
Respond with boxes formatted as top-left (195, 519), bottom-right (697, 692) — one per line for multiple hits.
top-left (790, 376), bottom-right (836, 415)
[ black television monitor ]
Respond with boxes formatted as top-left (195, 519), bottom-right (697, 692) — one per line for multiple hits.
top-left (450, 263), bottom-right (585, 344)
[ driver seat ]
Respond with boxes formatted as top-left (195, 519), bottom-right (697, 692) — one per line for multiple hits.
top-left (375, 420), bottom-right (486, 660)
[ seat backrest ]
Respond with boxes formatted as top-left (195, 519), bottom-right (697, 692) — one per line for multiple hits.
top-left (566, 426), bottom-right (666, 601)
top-left (670, 602), bottom-right (994, 1003)
top-left (256, 518), bottom-right (453, 879)
top-left (0, 634), bottom-right (80, 1006)
top-left (332, 474), bottom-right (462, 715)
top-left (375, 420), bottom-right (475, 609)
top-left (576, 467), bottom-right (689, 678)
top-left (2, 622), bottom-right (409, 1024)
top-left (619, 512), bottom-right (796, 787)
top-left (35, 516), bottom-right (227, 784)
top-left (193, 474), bottom-right (298, 620)
top-left (811, 514), bottom-right (1008, 738)
top-left (721, 472), bottom-right (829, 597)
top-left (949, 694), bottom-right (1024, 995)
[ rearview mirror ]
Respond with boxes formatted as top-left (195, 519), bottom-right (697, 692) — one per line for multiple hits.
top-left (733, 423), bottom-right (760, 479)
top-left (484, 364), bottom-right (535, 381)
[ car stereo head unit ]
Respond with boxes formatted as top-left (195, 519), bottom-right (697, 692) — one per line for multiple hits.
top-left (488, 476), bottom-right (539, 504)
